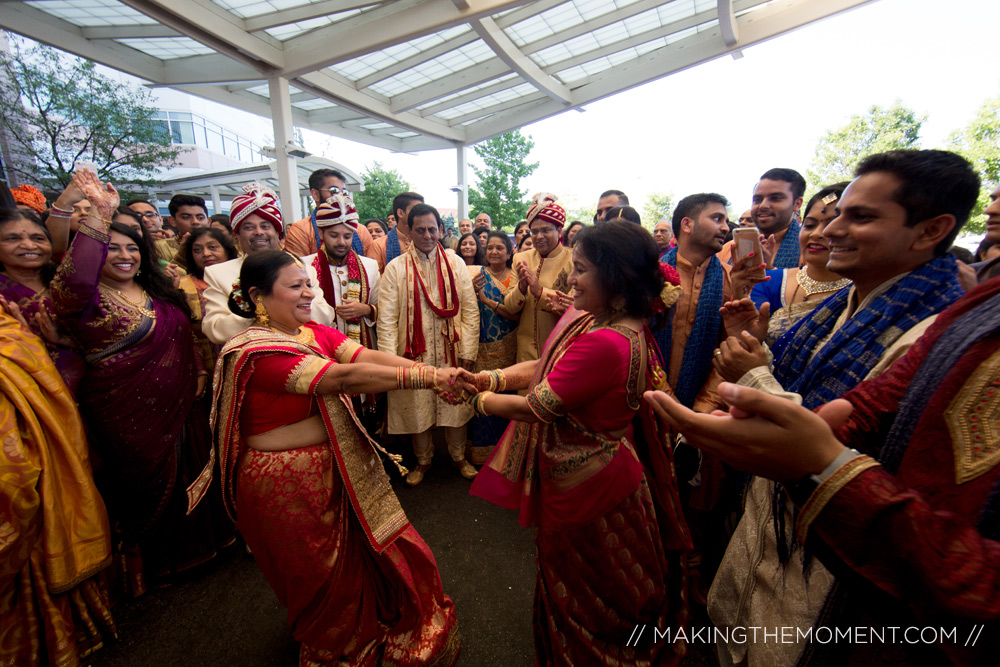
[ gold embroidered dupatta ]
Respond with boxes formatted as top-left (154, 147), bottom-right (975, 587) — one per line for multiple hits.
top-left (187, 326), bottom-right (409, 553)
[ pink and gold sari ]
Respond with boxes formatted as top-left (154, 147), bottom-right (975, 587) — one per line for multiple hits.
top-left (472, 310), bottom-right (691, 666)
top-left (190, 323), bottom-right (460, 666)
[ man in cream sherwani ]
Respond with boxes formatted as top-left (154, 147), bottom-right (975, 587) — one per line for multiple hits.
top-left (378, 203), bottom-right (479, 486)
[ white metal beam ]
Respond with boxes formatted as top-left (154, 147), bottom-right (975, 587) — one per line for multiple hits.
top-left (295, 71), bottom-right (467, 142)
top-left (719, 0), bottom-right (739, 46)
top-left (119, 0), bottom-right (285, 70)
top-left (523, 0), bottom-right (665, 54)
top-left (352, 31), bottom-right (479, 90)
top-left (464, 0), bottom-right (877, 143)
top-left (161, 54), bottom-right (264, 85)
top-left (268, 76), bottom-right (301, 222)
top-left (418, 75), bottom-right (520, 117)
top-left (244, 0), bottom-right (385, 32)
top-left (539, 8), bottom-right (717, 75)
top-left (471, 17), bottom-right (572, 105)
top-left (81, 25), bottom-right (179, 39)
top-left (280, 0), bottom-right (533, 78)
top-left (389, 59), bottom-right (510, 113)
top-left (0, 3), bottom-right (165, 82)
top-left (446, 90), bottom-right (547, 126)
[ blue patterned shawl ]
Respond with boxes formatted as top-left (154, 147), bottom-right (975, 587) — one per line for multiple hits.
top-left (311, 208), bottom-right (363, 255)
top-left (771, 253), bottom-right (963, 410)
top-left (385, 227), bottom-right (402, 265)
top-left (771, 218), bottom-right (801, 269)
top-left (654, 247), bottom-right (725, 407)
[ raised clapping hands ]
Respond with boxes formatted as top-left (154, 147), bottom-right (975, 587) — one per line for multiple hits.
top-left (720, 298), bottom-right (770, 343)
top-left (643, 382), bottom-right (850, 483)
top-left (72, 169), bottom-right (119, 222)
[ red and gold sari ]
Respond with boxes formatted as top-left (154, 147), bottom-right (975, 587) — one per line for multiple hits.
top-left (189, 322), bottom-right (460, 666)
top-left (0, 309), bottom-right (116, 666)
top-left (472, 310), bottom-right (691, 666)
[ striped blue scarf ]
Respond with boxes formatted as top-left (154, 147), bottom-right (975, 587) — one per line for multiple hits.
top-left (771, 218), bottom-right (801, 269)
top-left (654, 248), bottom-right (725, 407)
top-left (386, 227), bottom-right (401, 265)
top-left (311, 208), bottom-right (363, 255)
top-left (772, 253), bottom-right (963, 410)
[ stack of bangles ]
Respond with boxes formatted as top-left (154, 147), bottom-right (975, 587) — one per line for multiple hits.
top-left (480, 368), bottom-right (507, 393)
top-left (49, 205), bottom-right (73, 218)
top-left (395, 363), bottom-right (438, 390)
top-left (472, 391), bottom-right (493, 416)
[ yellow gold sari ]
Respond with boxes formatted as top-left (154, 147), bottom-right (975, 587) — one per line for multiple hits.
top-left (0, 309), bottom-right (115, 666)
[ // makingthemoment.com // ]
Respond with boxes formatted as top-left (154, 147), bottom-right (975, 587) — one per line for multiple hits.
top-left (625, 624), bottom-right (985, 648)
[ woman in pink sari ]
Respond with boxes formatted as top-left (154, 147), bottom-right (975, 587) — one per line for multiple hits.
top-left (463, 221), bottom-right (691, 666)
top-left (188, 250), bottom-right (461, 666)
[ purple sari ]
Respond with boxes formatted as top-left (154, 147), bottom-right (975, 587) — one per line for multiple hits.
top-left (0, 273), bottom-right (86, 393)
top-left (51, 226), bottom-right (233, 586)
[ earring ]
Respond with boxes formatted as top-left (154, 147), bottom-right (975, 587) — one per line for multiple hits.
top-left (611, 296), bottom-right (626, 316)
top-left (255, 298), bottom-right (269, 326)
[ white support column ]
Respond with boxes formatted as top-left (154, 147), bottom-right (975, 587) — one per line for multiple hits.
top-left (456, 144), bottom-right (468, 220)
top-left (268, 75), bottom-right (301, 222)
top-left (209, 184), bottom-right (222, 215)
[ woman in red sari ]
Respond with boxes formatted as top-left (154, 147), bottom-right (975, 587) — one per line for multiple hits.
top-left (463, 221), bottom-right (691, 666)
top-left (188, 250), bottom-right (461, 666)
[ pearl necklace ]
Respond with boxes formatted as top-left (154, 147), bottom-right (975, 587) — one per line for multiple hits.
top-left (796, 268), bottom-right (852, 297)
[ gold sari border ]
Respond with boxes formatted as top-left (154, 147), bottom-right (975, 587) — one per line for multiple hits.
top-left (527, 377), bottom-right (564, 423)
top-left (795, 454), bottom-right (880, 544)
top-left (286, 357), bottom-right (333, 395)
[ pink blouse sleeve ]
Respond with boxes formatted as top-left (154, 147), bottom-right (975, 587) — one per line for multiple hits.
top-left (527, 330), bottom-right (626, 422)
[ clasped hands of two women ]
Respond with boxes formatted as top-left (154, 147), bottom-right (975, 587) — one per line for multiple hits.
top-left (426, 367), bottom-right (496, 406)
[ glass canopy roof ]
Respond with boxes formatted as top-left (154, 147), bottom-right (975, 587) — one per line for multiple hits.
top-left (3, 0), bottom-right (876, 152)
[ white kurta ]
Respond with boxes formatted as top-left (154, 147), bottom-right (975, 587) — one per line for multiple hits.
top-left (202, 255), bottom-right (336, 345)
top-left (378, 247), bottom-right (478, 434)
top-left (303, 251), bottom-right (380, 348)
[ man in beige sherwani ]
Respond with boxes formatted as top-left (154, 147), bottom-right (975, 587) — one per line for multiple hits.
top-left (504, 193), bottom-right (574, 364)
top-left (378, 203), bottom-right (479, 486)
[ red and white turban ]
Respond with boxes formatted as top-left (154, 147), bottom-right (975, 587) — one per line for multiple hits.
top-left (230, 182), bottom-right (283, 235)
top-left (315, 192), bottom-right (359, 230)
top-left (526, 192), bottom-right (566, 230)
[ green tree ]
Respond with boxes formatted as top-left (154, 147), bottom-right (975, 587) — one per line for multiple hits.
top-left (468, 129), bottom-right (539, 229)
top-left (948, 93), bottom-right (1000, 234)
top-left (641, 192), bottom-right (674, 231)
top-left (807, 101), bottom-right (925, 190)
top-left (0, 40), bottom-right (179, 190)
top-left (353, 161), bottom-right (411, 221)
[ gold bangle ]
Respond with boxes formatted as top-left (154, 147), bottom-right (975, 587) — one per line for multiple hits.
top-left (473, 391), bottom-right (493, 416)
top-left (496, 369), bottom-right (507, 392)
top-left (396, 366), bottom-right (405, 390)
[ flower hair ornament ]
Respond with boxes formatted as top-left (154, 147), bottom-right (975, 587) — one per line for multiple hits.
top-left (231, 279), bottom-right (252, 314)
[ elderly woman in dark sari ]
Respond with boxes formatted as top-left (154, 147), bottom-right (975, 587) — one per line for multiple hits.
top-left (50, 171), bottom-right (233, 595)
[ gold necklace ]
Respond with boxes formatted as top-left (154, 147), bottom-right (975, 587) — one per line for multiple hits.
top-left (111, 287), bottom-right (156, 319)
top-left (796, 268), bottom-right (851, 297)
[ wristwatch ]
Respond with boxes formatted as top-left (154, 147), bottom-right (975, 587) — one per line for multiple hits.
top-left (785, 448), bottom-right (861, 506)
